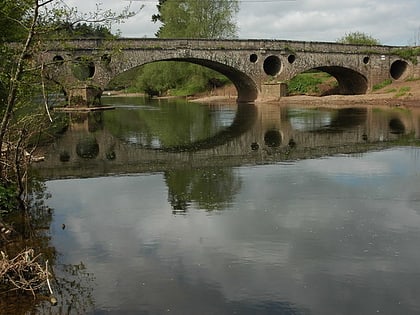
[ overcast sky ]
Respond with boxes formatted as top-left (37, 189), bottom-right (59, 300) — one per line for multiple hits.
top-left (64, 0), bottom-right (420, 46)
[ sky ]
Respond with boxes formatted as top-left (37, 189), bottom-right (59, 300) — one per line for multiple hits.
top-left (64, 0), bottom-right (420, 46)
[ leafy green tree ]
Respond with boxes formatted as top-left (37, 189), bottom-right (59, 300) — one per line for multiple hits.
top-left (52, 22), bottom-right (116, 39)
top-left (337, 31), bottom-right (381, 45)
top-left (154, 0), bottom-right (238, 38)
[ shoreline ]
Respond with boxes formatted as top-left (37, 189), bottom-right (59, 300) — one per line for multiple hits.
top-left (104, 80), bottom-right (420, 107)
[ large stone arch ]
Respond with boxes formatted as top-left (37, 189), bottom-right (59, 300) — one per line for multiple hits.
top-left (107, 56), bottom-right (259, 103)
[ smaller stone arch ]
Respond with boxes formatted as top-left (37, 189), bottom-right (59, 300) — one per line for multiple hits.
top-left (314, 66), bottom-right (368, 95)
top-left (390, 60), bottom-right (409, 80)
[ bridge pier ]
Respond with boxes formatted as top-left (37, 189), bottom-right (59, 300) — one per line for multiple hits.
top-left (67, 85), bottom-right (102, 107)
top-left (261, 83), bottom-right (288, 100)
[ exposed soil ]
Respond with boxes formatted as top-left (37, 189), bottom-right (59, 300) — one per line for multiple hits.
top-left (283, 79), bottom-right (420, 107)
top-left (192, 80), bottom-right (420, 107)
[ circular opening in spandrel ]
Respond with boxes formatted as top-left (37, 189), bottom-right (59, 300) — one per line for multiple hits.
top-left (390, 60), bottom-right (408, 80)
top-left (249, 54), bottom-right (258, 63)
top-left (263, 55), bottom-right (282, 76)
top-left (72, 57), bottom-right (95, 81)
top-left (53, 55), bottom-right (64, 65)
top-left (288, 54), bottom-right (296, 64)
top-left (101, 54), bottom-right (111, 64)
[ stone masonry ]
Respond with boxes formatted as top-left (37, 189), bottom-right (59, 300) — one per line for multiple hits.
top-left (40, 38), bottom-right (420, 105)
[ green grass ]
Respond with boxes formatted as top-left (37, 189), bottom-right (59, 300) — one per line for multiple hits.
top-left (406, 77), bottom-right (420, 82)
top-left (395, 86), bottom-right (411, 97)
top-left (372, 79), bottom-right (392, 91)
top-left (287, 72), bottom-right (331, 95)
top-left (391, 47), bottom-right (420, 64)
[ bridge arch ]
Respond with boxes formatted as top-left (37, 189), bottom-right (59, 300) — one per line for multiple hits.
top-left (173, 58), bottom-right (259, 103)
top-left (314, 66), bottom-right (368, 95)
top-left (390, 59), bottom-right (409, 80)
top-left (108, 56), bottom-right (259, 103)
top-left (290, 65), bottom-right (368, 95)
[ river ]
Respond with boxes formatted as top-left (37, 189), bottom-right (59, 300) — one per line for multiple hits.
top-left (29, 97), bottom-right (420, 314)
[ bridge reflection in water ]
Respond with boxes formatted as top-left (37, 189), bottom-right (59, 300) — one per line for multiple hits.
top-left (37, 98), bottom-right (420, 314)
top-left (35, 98), bottom-right (420, 181)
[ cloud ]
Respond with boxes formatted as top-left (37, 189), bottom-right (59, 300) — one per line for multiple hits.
top-left (236, 0), bottom-right (420, 45)
top-left (63, 0), bottom-right (419, 45)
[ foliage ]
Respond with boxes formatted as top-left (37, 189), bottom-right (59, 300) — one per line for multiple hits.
top-left (134, 62), bottom-right (229, 96)
top-left (390, 47), bottom-right (420, 64)
top-left (0, 183), bottom-right (19, 215)
top-left (337, 31), bottom-right (381, 45)
top-left (37, 1), bottom-right (137, 39)
top-left (287, 72), bottom-right (332, 95)
top-left (106, 67), bottom-right (142, 91)
top-left (154, 0), bottom-right (239, 39)
top-left (0, 0), bottom-right (32, 42)
top-left (51, 22), bottom-right (116, 39)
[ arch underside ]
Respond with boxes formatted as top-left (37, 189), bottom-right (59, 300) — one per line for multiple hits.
top-left (132, 57), bottom-right (259, 103)
top-left (314, 66), bottom-right (368, 95)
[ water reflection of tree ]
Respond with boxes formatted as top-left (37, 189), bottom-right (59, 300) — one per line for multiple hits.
top-left (165, 167), bottom-right (241, 212)
top-left (0, 181), bottom-right (94, 314)
top-left (103, 99), bottom-right (230, 148)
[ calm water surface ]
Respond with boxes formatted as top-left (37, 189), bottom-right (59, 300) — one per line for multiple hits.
top-left (40, 98), bottom-right (420, 314)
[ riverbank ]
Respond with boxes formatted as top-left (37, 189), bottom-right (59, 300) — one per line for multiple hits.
top-left (190, 79), bottom-right (420, 106)
top-left (105, 79), bottom-right (420, 107)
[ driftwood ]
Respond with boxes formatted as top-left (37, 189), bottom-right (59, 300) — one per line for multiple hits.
top-left (0, 249), bottom-right (55, 303)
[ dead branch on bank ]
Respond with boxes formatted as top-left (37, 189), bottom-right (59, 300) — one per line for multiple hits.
top-left (0, 248), bottom-right (54, 301)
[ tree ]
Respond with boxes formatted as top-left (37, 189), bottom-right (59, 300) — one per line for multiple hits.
top-left (51, 22), bottom-right (116, 39)
top-left (154, 0), bottom-right (239, 39)
top-left (337, 31), bottom-right (381, 45)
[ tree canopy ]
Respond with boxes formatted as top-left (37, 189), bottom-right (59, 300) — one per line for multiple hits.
top-left (0, 0), bottom-right (33, 42)
top-left (52, 22), bottom-right (116, 39)
top-left (153, 0), bottom-right (239, 39)
top-left (337, 31), bottom-right (381, 45)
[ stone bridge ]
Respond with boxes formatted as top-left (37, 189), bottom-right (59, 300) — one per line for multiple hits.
top-left (40, 38), bottom-right (420, 104)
